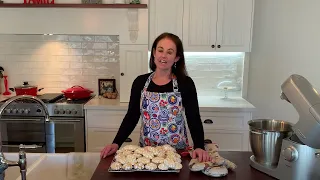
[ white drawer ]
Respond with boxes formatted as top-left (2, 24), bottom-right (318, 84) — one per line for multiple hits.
top-left (185, 129), bottom-right (249, 151)
top-left (86, 128), bottom-right (140, 152)
top-left (200, 111), bottom-right (251, 130)
top-left (86, 109), bottom-right (126, 128)
top-left (203, 129), bottom-right (249, 151)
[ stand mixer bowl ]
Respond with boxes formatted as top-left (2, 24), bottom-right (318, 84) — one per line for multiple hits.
top-left (248, 119), bottom-right (293, 167)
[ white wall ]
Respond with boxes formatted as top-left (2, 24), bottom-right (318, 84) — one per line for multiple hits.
top-left (248, 0), bottom-right (320, 123)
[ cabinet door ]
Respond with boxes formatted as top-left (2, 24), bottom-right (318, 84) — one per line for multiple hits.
top-left (119, 44), bottom-right (149, 103)
top-left (149, 0), bottom-right (183, 50)
top-left (216, 0), bottom-right (254, 52)
top-left (86, 128), bottom-right (141, 152)
top-left (86, 109), bottom-right (127, 129)
top-left (204, 129), bottom-right (249, 151)
top-left (183, 0), bottom-right (218, 52)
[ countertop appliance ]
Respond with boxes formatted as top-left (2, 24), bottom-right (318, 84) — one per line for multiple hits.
top-left (0, 93), bottom-right (95, 153)
top-left (249, 74), bottom-right (320, 180)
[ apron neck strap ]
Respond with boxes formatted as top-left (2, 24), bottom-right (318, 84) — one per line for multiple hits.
top-left (143, 72), bottom-right (179, 92)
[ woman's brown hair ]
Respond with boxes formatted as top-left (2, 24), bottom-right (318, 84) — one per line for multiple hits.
top-left (149, 32), bottom-right (188, 80)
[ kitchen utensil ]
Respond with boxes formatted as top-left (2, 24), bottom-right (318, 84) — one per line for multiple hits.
top-left (2, 75), bottom-right (11, 95)
top-left (9, 81), bottom-right (44, 96)
top-left (62, 85), bottom-right (93, 99)
top-left (249, 74), bottom-right (320, 180)
top-left (248, 119), bottom-right (292, 167)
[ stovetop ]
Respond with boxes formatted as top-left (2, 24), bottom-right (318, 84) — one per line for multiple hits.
top-left (0, 93), bottom-right (96, 117)
top-left (37, 93), bottom-right (96, 104)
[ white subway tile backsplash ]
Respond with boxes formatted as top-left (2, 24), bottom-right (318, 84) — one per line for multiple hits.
top-left (0, 34), bottom-right (120, 95)
top-left (1, 34), bottom-right (243, 98)
top-left (93, 56), bottom-right (109, 62)
top-left (184, 52), bottom-right (244, 97)
top-left (68, 35), bottom-right (83, 42)
top-left (83, 49), bottom-right (95, 56)
top-left (82, 56), bottom-right (94, 62)
top-left (56, 56), bottom-right (81, 62)
top-left (94, 50), bottom-right (109, 56)
top-left (82, 42), bottom-right (107, 49)
top-left (68, 49), bottom-right (83, 56)
top-left (82, 36), bottom-right (95, 42)
top-left (69, 62), bottom-right (83, 69)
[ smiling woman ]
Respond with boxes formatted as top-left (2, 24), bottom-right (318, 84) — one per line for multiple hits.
top-left (100, 32), bottom-right (211, 163)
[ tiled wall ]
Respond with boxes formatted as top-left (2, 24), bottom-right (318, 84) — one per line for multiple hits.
top-left (0, 34), bottom-right (119, 95)
top-left (0, 34), bottom-right (244, 98)
top-left (185, 52), bottom-right (244, 97)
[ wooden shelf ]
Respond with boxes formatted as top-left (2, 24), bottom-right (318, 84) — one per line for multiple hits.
top-left (0, 3), bottom-right (147, 9)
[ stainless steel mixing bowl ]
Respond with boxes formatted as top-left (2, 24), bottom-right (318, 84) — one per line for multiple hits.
top-left (248, 119), bottom-right (293, 167)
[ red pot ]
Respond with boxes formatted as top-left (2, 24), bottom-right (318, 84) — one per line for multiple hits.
top-left (62, 85), bottom-right (93, 99)
top-left (9, 82), bottom-right (44, 96)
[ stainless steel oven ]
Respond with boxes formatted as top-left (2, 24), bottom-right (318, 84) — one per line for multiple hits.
top-left (0, 116), bottom-right (51, 153)
top-left (0, 116), bottom-right (85, 153)
top-left (0, 93), bottom-right (93, 153)
top-left (51, 117), bottom-right (85, 153)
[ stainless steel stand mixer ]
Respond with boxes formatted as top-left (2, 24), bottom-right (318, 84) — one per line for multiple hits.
top-left (249, 74), bottom-right (320, 180)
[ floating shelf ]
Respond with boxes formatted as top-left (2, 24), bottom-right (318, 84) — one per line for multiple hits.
top-left (0, 3), bottom-right (147, 8)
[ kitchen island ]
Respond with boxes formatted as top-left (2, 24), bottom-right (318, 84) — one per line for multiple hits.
top-left (90, 151), bottom-right (276, 180)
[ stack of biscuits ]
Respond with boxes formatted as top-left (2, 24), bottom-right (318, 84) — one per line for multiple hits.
top-left (188, 143), bottom-right (237, 177)
top-left (109, 144), bottom-right (183, 172)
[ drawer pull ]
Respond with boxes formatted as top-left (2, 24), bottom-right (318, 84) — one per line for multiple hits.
top-left (204, 119), bottom-right (213, 124)
top-left (125, 138), bottom-right (132, 142)
top-left (204, 139), bottom-right (212, 144)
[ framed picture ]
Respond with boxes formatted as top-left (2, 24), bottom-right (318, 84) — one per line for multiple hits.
top-left (98, 79), bottom-right (116, 95)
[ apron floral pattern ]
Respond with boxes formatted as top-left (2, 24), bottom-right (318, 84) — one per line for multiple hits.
top-left (139, 72), bottom-right (189, 150)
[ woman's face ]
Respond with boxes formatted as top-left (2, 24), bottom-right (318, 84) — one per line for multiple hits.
top-left (153, 38), bottom-right (180, 71)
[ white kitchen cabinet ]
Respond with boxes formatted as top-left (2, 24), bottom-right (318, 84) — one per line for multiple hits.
top-left (181, 0), bottom-right (254, 52)
top-left (86, 107), bottom-right (252, 152)
top-left (182, 0), bottom-right (218, 52)
top-left (148, 0), bottom-right (254, 52)
top-left (85, 109), bottom-right (142, 152)
top-left (185, 111), bottom-right (252, 151)
top-left (148, 0), bottom-right (184, 49)
top-left (119, 44), bottom-right (149, 103)
top-left (87, 128), bottom-right (141, 152)
top-left (215, 0), bottom-right (254, 52)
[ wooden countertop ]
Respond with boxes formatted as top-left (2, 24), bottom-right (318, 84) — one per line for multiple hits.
top-left (90, 151), bottom-right (276, 180)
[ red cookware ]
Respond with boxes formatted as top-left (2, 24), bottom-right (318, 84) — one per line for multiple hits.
top-left (62, 85), bottom-right (93, 99)
top-left (180, 146), bottom-right (193, 157)
top-left (9, 81), bottom-right (44, 96)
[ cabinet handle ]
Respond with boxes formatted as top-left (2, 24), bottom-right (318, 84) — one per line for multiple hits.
top-left (204, 119), bottom-right (213, 124)
top-left (211, 45), bottom-right (215, 48)
top-left (125, 138), bottom-right (132, 142)
top-left (204, 139), bottom-right (212, 144)
top-left (217, 45), bottom-right (221, 48)
top-left (121, 73), bottom-right (124, 76)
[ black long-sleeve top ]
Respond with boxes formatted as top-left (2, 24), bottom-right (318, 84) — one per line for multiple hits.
top-left (112, 72), bottom-right (205, 150)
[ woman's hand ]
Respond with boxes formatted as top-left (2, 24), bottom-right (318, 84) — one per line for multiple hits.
top-left (191, 148), bottom-right (211, 162)
top-left (100, 143), bottom-right (119, 159)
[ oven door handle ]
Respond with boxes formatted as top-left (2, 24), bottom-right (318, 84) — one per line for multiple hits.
top-left (0, 118), bottom-right (42, 122)
top-left (51, 120), bottom-right (81, 122)
top-left (2, 144), bottom-right (42, 149)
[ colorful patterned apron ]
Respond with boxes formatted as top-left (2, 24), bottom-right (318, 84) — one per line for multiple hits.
top-left (139, 72), bottom-right (189, 150)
